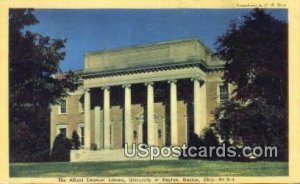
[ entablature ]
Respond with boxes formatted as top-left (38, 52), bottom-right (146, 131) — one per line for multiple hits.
top-left (83, 66), bottom-right (206, 88)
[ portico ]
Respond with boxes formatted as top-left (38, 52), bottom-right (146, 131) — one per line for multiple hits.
top-left (83, 78), bottom-right (206, 150)
top-left (80, 38), bottom-right (224, 150)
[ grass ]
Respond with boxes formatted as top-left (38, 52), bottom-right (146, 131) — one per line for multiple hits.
top-left (10, 160), bottom-right (288, 177)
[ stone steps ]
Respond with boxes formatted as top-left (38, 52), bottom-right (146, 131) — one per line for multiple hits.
top-left (70, 149), bottom-right (179, 162)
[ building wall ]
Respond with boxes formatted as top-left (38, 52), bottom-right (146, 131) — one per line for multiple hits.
top-left (206, 70), bottom-right (225, 124)
top-left (50, 92), bottom-right (84, 149)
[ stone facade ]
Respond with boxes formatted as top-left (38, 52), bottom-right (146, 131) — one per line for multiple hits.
top-left (50, 38), bottom-right (231, 151)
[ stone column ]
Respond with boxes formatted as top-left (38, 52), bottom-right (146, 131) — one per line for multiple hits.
top-left (94, 106), bottom-right (101, 149)
top-left (192, 78), bottom-right (201, 137)
top-left (200, 81), bottom-right (207, 134)
top-left (168, 80), bottom-right (178, 145)
top-left (84, 88), bottom-right (91, 149)
top-left (123, 84), bottom-right (133, 146)
top-left (146, 82), bottom-right (155, 145)
top-left (103, 86), bottom-right (111, 149)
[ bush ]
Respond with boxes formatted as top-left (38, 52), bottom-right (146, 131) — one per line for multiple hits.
top-left (214, 99), bottom-right (288, 161)
top-left (180, 127), bottom-right (220, 160)
top-left (72, 130), bottom-right (81, 150)
top-left (51, 134), bottom-right (72, 161)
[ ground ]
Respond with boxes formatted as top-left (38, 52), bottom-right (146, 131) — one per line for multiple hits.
top-left (10, 160), bottom-right (288, 177)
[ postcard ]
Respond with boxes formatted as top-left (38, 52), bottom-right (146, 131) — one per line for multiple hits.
top-left (0, 0), bottom-right (299, 183)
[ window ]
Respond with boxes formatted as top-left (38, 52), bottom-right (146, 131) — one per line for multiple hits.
top-left (219, 84), bottom-right (229, 102)
top-left (80, 127), bottom-right (84, 146)
top-left (57, 125), bottom-right (68, 138)
top-left (78, 124), bottom-right (85, 146)
top-left (59, 128), bottom-right (67, 137)
top-left (59, 99), bottom-right (67, 114)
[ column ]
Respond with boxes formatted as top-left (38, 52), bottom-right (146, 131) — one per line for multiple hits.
top-left (168, 80), bottom-right (178, 145)
top-left (192, 78), bottom-right (201, 137)
top-left (123, 84), bottom-right (133, 146)
top-left (200, 81), bottom-right (207, 134)
top-left (84, 88), bottom-right (91, 149)
top-left (94, 106), bottom-right (101, 149)
top-left (146, 82), bottom-right (155, 145)
top-left (103, 86), bottom-right (111, 149)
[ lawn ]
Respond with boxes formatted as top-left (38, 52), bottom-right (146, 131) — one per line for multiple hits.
top-left (10, 160), bottom-right (288, 177)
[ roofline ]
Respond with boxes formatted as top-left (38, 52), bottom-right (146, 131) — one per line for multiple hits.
top-left (85, 38), bottom-right (213, 56)
top-left (55, 69), bottom-right (84, 75)
top-left (82, 59), bottom-right (224, 78)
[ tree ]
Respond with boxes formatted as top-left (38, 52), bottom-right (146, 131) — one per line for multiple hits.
top-left (215, 9), bottom-right (287, 108)
top-left (9, 9), bottom-right (78, 162)
top-left (71, 130), bottom-right (81, 150)
top-left (214, 9), bottom-right (288, 160)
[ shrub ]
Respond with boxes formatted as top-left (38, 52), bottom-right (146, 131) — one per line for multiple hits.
top-left (72, 130), bottom-right (81, 150)
top-left (51, 134), bottom-right (72, 161)
top-left (180, 127), bottom-right (220, 160)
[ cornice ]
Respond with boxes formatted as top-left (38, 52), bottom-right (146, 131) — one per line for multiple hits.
top-left (82, 59), bottom-right (224, 79)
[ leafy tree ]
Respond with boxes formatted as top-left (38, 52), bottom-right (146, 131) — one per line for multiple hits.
top-left (215, 9), bottom-right (287, 107)
top-left (214, 9), bottom-right (288, 160)
top-left (71, 130), bottom-right (81, 150)
top-left (9, 9), bottom-right (78, 162)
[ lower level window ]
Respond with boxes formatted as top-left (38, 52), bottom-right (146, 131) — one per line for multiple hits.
top-left (57, 124), bottom-right (68, 138)
top-left (59, 128), bottom-right (67, 137)
top-left (80, 127), bottom-right (84, 146)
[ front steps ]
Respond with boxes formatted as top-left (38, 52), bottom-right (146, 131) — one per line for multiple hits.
top-left (70, 149), bottom-right (179, 162)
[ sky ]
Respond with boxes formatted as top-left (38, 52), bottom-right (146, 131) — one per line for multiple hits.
top-left (28, 9), bottom-right (287, 71)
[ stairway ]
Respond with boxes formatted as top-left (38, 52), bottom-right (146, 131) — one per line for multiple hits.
top-left (70, 149), bottom-right (179, 162)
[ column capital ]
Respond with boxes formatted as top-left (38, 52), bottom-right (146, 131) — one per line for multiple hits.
top-left (122, 84), bottom-right (131, 88)
top-left (101, 86), bottom-right (110, 90)
top-left (84, 88), bottom-right (90, 93)
top-left (145, 81), bottom-right (154, 86)
top-left (191, 78), bottom-right (205, 84)
top-left (191, 77), bottom-right (202, 82)
top-left (167, 79), bottom-right (177, 84)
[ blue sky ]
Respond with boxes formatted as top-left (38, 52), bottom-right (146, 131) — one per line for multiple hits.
top-left (28, 9), bottom-right (287, 71)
